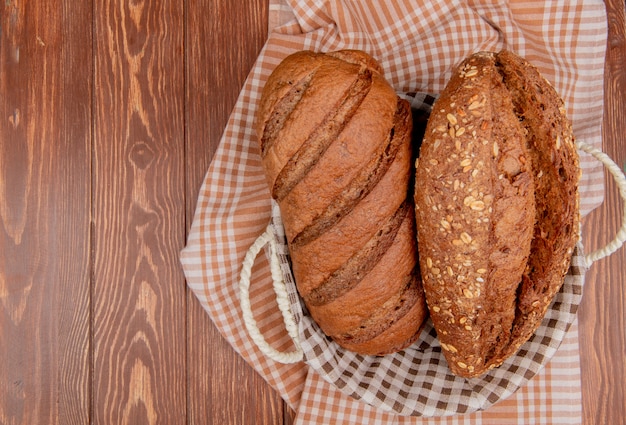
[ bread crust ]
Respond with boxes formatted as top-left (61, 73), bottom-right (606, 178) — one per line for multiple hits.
top-left (257, 50), bottom-right (427, 355)
top-left (415, 51), bottom-right (579, 377)
top-left (495, 50), bottom-right (580, 363)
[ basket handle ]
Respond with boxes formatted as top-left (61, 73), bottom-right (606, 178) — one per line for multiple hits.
top-left (577, 140), bottom-right (626, 265)
top-left (239, 226), bottom-right (303, 364)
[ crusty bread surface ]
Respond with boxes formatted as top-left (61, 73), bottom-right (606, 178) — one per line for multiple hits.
top-left (257, 50), bottom-right (428, 355)
top-left (414, 51), bottom-right (580, 377)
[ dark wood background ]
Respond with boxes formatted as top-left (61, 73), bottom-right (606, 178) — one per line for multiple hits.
top-left (0, 1), bottom-right (623, 424)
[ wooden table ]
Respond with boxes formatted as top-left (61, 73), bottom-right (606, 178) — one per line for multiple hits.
top-left (1, 1), bottom-right (623, 424)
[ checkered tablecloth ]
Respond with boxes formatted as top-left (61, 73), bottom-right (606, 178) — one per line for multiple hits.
top-left (181, 1), bottom-right (607, 423)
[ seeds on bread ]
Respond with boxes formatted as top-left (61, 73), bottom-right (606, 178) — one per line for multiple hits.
top-left (414, 51), bottom-right (580, 377)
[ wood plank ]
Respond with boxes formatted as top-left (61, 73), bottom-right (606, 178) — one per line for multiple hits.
top-left (579, 1), bottom-right (626, 424)
top-left (0, 0), bottom-right (92, 423)
top-left (91, 0), bottom-right (187, 423)
top-left (184, 0), bottom-right (289, 423)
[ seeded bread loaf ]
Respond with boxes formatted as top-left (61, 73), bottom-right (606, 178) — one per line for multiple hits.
top-left (256, 50), bottom-right (428, 355)
top-left (414, 51), bottom-right (580, 377)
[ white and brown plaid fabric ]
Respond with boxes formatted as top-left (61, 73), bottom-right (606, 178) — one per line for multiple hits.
top-left (181, 0), bottom-right (607, 422)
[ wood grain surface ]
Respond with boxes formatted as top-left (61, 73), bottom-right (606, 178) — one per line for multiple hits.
top-left (579, 1), bottom-right (626, 424)
top-left (0, 1), bottom-right (624, 424)
top-left (184, 1), bottom-right (285, 424)
top-left (91, 0), bottom-right (188, 423)
top-left (0, 0), bottom-right (92, 423)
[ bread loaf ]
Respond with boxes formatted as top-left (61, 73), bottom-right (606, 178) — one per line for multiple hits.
top-left (414, 51), bottom-right (580, 377)
top-left (256, 50), bottom-right (428, 355)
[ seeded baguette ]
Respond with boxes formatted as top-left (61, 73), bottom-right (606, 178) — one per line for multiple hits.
top-left (257, 50), bottom-right (428, 355)
top-left (414, 51), bottom-right (580, 377)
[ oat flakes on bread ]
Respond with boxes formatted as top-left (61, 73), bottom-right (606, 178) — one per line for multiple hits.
top-left (414, 50), bottom-right (580, 377)
top-left (256, 50), bottom-right (428, 355)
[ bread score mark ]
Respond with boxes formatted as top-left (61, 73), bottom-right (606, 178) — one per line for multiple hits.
top-left (493, 50), bottom-right (579, 358)
top-left (290, 98), bottom-right (412, 247)
top-left (332, 267), bottom-right (423, 345)
top-left (303, 200), bottom-right (410, 306)
top-left (272, 68), bottom-right (373, 202)
top-left (260, 69), bottom-right (316, 157)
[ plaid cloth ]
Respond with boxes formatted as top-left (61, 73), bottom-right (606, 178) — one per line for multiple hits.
top-left (181, 0), bottom-right (607, 423)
